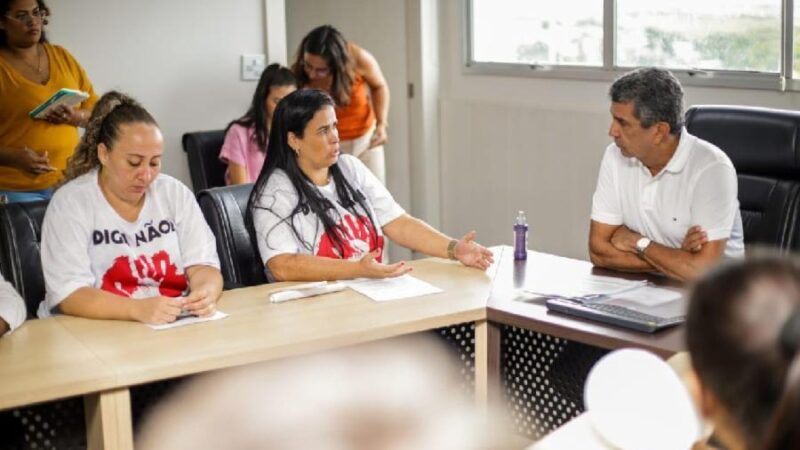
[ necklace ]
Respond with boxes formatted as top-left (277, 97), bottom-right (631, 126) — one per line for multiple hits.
top-left (13, 44), bottom-right (42, 74)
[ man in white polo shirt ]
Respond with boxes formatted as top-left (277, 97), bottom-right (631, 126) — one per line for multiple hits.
top-left (589, 67), bottom-right (744, 282)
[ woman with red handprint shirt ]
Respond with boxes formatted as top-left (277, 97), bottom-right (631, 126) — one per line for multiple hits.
top-left (38, 91), bottom-right (222, 325)
top-left (249, 89), bottom-right (493, 282)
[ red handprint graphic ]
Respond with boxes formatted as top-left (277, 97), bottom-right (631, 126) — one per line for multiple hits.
top-left (316, 214), bottom-right (384, 260)
top-left (100, 250), bottom-right (187, 298)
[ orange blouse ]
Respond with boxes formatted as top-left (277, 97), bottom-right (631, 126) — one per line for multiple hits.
top-left (334, 74), bottom-right (375, 141)
top-left (0, 44), bottom-right (98, 191)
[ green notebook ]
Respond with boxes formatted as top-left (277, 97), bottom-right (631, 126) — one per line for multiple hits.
top-left (29, 88), bottom-right (89, 119)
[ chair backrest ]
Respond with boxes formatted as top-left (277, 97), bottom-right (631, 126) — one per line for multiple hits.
top-left (182, 130), bottom-right (228, 192)
top-left (197, 184), bottom-right (268, 289)
top-left (685, 105), bottom-right (800, 250)
top-left (0, 201), bottom-right (48, 318)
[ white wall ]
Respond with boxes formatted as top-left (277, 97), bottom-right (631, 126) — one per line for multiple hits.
top-left (406, 0), bottom-right (442, 229)
top-left (48, 0), bottom-right (267, 187)
top-left (439, 1), bottom-right (800, 260)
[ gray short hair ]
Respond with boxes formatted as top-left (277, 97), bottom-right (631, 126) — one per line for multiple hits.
top-left (609, 68), bottom-right (684, 136)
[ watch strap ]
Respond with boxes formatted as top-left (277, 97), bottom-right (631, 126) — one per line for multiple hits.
top-left (636, 237), bottom-right (651, 258)
top-left (447, 239), bottom-right (458, 260)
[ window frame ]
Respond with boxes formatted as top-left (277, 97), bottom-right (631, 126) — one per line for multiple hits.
top-left (463, 0), bottom-right (795, 91)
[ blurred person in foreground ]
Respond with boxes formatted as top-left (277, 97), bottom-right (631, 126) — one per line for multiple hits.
top-left (138, 335), bottom-right (518, 450)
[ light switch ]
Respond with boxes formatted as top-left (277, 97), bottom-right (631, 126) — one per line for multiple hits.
top-left (241, 54), bottom-right (266, 81)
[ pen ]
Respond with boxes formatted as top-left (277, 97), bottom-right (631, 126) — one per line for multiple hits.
top-left (270, 283), bottom-right (347, 303)
top-left (270, 281), bottom-right (328, 294)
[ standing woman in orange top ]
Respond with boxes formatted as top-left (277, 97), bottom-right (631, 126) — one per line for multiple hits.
top-left (0, 0), bottom-right (97, 203)
top-left (293, 25), bottom-right (389, 184)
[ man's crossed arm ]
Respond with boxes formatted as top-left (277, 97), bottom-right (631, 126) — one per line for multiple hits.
top-left (588, 221), bottom-right (727, 282)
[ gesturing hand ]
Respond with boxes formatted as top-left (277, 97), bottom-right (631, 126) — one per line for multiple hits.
top-left (132, 296), bottom-right (183, 325)
top-left (358, 249), bottom-right (412, 279)
top-left (681, 226), bottom-right (707, 253)
top-left (454, 231), bottom-right (494, 270)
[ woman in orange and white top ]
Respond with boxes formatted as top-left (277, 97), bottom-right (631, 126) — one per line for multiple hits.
top-left (292, 25), bottom-right (389, 185)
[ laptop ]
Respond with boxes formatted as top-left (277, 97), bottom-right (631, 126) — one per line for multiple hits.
top-left (544, 285), bottom-right (686, 333)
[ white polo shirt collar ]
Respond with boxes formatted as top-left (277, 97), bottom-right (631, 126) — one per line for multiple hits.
top-left (636, 127), bottom-right (692, 179)
top-left (662, 128), bottom-right (692, 174)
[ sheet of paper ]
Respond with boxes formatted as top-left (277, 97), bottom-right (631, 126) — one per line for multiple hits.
top-left (344, 275), bottom-right (442, 302)
top-left (525, 274), bottom-right (647, 299)
top-left (608, 285), bottom-right (682, 307)
top-left (147, 310), bottom-right (228, 331)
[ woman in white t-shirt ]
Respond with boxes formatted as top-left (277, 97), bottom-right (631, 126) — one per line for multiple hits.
top-left (249, 89), bottom-right (493, 281)
top-left (0, 273), bottom-right (25, 336)
top-left (39, 91), bottom-right (223, 324)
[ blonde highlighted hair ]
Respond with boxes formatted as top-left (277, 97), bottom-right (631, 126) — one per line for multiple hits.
top-left (62, 91), bottom-right (158, 185)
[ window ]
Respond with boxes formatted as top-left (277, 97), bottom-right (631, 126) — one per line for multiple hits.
top-left (795, 3), bottom-right (800, 79)
top-left (471, 0), bottom-right (603, 67)
top-left (617, 1), bottom-right (780, 72)
top-left (466, 0), bottom-right (796, 89)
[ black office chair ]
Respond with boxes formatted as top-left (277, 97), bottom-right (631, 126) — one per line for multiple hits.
top-left (197, 183), bottom-right (268, 289)
top-left (182, 130), bottom-right (228, 192)
top-left (0, 200), bottom-right (48, 318)
top-left (685, 105), bottom-right (800, 250)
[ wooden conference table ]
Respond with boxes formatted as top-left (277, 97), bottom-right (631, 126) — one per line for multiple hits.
top-left (0, 246), bottom-right (684, 449)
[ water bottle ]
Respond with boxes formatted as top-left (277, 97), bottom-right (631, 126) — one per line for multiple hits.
top-left (513, 210), bottom-right (528, 260)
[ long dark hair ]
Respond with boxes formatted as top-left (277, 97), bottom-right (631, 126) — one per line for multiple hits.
top-left (292, 25), bottom-right (355, 106)
top-left (61, 91), bottom-right (157, 184)
top-left (225, 63), bottom-right (296, 154)
top-left (0, 0), bottom-right (49, 47)
top-left (687, 257), bottom-right (800, 450)
top-left (247, 89), bottom-right (378, 257)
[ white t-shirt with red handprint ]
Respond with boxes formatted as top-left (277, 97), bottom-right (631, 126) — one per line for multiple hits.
top-left (38, 169), bottom-right (220, 318)
top-left (252, 154), bottom-right (405, 281)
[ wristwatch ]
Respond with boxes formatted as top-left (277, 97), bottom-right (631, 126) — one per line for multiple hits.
top-left (635, 237), bottom-right (652, 258)
top-left (447, 239), bottom-right (458, 260)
